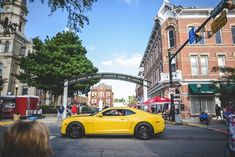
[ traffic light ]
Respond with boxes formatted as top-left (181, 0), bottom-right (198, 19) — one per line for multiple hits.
top-left (195, 32), bottom-right (203, 43)
top-left (225, 0), bottom-right (235, 10)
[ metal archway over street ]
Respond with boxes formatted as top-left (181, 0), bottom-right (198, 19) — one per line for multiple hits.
top-left (68, 72), bottom-right (149, 87)
top-left (62, 72), bottom-right (149, 119)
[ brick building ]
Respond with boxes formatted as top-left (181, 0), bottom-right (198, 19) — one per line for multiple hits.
top-left (89, 83), bottom-right (114, 109)
top-left (137, 0), bottom-right (235, 117)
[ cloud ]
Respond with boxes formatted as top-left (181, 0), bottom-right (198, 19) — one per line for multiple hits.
top-left (101, 60), bottom-right (113, 66)
top-left (87, 45), bottom-right (97, 52)
top-left (63, 27), bottom-right (74, 33)
top-left (102, 53), bottom-right (141, 68)
top-left (123, 0), bottom-right (139, 7)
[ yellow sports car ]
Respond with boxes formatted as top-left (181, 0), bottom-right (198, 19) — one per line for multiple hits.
top-left (60, 107), bottom-right (165, 140)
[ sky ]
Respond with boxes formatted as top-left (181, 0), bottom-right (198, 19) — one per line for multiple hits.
top-left (25, 0), bottom-right (221, 100)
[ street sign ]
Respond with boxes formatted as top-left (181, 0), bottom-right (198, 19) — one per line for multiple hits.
top-left (169, 88), bottom-right (175, 95)
top-left (210, 0), bottom-right (226, 18)
top-left (211, 11), bottom-right (227, 34)
top-left (189, 27), bottom-right (196, 44)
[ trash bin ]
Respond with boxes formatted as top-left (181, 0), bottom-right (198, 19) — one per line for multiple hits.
top-left (13, 113), bottom-right (20, 121)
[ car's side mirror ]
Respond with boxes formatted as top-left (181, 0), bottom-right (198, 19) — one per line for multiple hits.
top-left (96, 113), bottom-right (103, 118)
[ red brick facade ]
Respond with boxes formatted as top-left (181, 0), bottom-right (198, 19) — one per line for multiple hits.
top-left (138, 1), bottom-right (235, 117)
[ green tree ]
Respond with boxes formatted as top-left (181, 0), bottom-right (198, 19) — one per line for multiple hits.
top-left (17, 31), bottom-right (99, 105)
top-left (212, 66), bottom-right (235, 107)
top-left (0, 77), bottom-right (7, 93)
top-left (128, 96), bottom-right (138, 106)
top-left (1, 0), bottom-right (97, 33)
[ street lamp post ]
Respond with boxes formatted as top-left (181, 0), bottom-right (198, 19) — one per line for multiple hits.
top-left (15, 84), bottom-right (18, 101)
top-left (14, 84), bottom-right (19, 119)
top-left (197, 84), bottom-right (202, 114)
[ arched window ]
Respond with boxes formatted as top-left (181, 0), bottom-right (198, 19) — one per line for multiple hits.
top-left (168, 28), bottom-right (175, 48)
top-left (4, 41), bottom-right (9, 52)
top-left (19, 22), bottom-right (22, 32)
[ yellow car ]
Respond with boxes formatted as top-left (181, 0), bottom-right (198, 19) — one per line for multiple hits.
top-left (60, 107), bottom-right (165, 140)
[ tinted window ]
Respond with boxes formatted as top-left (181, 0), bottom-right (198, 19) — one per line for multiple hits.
top-left (103, 109), bottom-right (124, 116)
top-left (124, 109), bottom-right (135, 116)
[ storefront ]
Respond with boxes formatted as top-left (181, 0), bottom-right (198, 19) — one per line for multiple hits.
top-left (188, 84), bottom-right (217, 115)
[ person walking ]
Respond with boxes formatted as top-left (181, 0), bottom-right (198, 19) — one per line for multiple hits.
top-left (0, 121), bottom-right (52, 157)
top-left (71, 103), bottom-right (78, 115)
top-left (215, 104), bottom-right (222, 120)
top-left (57, 104), bottom-right (65, 124)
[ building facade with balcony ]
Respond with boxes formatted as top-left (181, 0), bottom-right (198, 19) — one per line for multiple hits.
top-left (89, 83), bottom-right (114, 109)
top-left (138, 0), bottom-right (235, 117)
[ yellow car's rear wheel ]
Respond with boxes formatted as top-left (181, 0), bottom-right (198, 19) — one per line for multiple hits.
top-left (134, 122), bottom-right (153, 140)
top-left (66, 122), bottom-right (85, 139)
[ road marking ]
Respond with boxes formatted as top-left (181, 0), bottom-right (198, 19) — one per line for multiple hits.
top-left (50, 136), bottom-right (56, 140)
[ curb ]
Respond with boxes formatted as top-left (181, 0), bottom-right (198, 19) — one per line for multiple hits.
top-left (0, 121), bottom-right (14, 126)
top-left (167, 120), bottom-right (227, 134)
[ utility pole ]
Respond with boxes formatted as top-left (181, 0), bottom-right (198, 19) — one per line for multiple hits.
top-left (168, 51), bottom-right (175, 122)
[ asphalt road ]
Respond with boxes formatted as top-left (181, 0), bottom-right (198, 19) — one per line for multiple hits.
top-left (47, 124), bottom-right (227, 157)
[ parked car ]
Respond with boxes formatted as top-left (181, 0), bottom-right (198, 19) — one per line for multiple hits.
top-left (60, 107), bottom-right (165, 140)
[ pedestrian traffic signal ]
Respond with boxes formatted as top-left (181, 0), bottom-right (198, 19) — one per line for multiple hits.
top-left (225, 0), bottom-right (235, 10)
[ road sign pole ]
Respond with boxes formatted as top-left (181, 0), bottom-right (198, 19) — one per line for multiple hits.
top-left (168, 50), bottom-right (175, 122)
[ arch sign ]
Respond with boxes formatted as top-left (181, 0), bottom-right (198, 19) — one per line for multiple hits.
top-left (62, 72), bottom-right (149, 119)
top-left (68, 72), bottom-right (148, 86)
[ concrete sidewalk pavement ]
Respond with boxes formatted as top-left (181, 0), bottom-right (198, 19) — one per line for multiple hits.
top-left (167, 117), bottom-right (228, 134)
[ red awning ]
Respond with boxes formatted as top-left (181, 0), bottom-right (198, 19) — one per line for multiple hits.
top-left (144, 96), bottom-right (171, 105)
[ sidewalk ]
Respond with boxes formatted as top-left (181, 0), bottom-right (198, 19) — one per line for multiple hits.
top-left (168, 117), bottom-right (228, 134)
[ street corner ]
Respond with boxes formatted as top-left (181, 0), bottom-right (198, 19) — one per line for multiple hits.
top-left (166, 120), bottom-right (183, 125)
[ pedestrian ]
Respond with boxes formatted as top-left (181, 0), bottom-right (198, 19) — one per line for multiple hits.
top-left (215, 104), bottom-right (222, 120)
top-left (57, 104), bottom-right (65, 124)
top-left (71, 103), bottom-right (78, 115)
top-left (0, 121), bottom-right (52, 157)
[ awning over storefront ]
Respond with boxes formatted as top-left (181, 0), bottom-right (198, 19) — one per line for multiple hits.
top-left (188, 84), bottom-right (217, 95)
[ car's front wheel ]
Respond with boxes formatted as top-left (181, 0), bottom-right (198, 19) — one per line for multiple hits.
top-left (66, 122), bottom-right (85, 139)
top-left (134, 122), bottom-right (153, 140)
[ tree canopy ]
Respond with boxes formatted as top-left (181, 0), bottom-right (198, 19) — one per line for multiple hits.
top-left (1, 0), bottom-right (97, 33)
top-left (212, 66), bottom-right (235, 107)
top-left (17, 31), bottom-right (99, 97)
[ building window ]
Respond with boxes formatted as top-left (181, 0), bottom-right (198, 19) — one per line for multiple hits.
top-left (19, 22), bottom-right (22, 32)
top-left (4, 41), bottom-right (9, 52)
top-left (99, 92), bottom-right (104, 98)
top-left (91, 99), bottom-right (96, 104)
top-left (198, 32), bottom-right (205, 45)
top-left (0, 63), bottom-right (2, 77)
top-left (22, 86), bottom-right (28, 95)
top-left (215, 30), bottom-right (223, 44)
top-left (168, 29), bottom-right (175, 48)
top-left (91, 92), bottom-right (96, 96)
top-left (218, 55), bottom-right (226, 75)
top-left (190, 55), bottom-right (199, 76)
top-left (200, 55), bottom-right (208, 76)
top-left (232, 26), bottom-right (235, 44)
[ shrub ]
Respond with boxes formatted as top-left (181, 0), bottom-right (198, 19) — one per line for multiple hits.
top-left (39, 105), bottom-right (57, 114)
